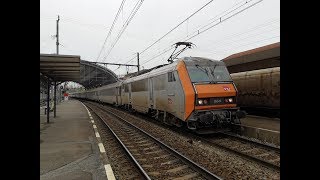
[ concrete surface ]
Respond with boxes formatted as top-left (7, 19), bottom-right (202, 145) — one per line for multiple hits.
top-left (241, 115), bottom-right (280, 131)
top-left (240, 115), bottom-right (280, 146)
top-left (40, 100), bottom-right (106, 180)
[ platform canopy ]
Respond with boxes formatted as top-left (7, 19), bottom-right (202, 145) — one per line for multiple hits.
top-left (79, 60), bottom-right (119, 89)
top-left (40, 54), bottom-right (81, 82)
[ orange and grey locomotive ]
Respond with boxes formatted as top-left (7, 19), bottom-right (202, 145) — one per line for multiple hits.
top-left (73, 57), bottom-right (246, 133)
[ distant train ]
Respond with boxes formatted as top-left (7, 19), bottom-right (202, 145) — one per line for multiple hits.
top-left (73, 57), bottom-right (246, 133)
top-left (230, 67), bottom-right (280, 116)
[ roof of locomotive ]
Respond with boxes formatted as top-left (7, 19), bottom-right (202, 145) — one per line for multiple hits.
top-left (73, 57), bottom-right (226, 93)
top-left (124, 61), bottom-right (178, 83)
top-left (183, 57), bottom-right (225, 66)
top-left (123, 57), bottom-right (225, 83)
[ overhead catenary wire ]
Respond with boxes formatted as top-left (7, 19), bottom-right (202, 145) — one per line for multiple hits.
top-left (118, 0), bottom-right (216, 66)
top-left (101, 0), bottom-right (262, 67)
top-left (143, 35), bottom-right (279, 66)
top-left (188, 0), bottom-right (251, 36)
top-left (140, 46), bottom-right (175, 65)
top-left (125, 21), bottom-right (279, 67)
top-left (140, 0), bottom-right (263, 66)
top-left (103, 0), bottom-right (142, 58)
top-left (191, 22), bottom-right (279, 52)
top-left (184, 0), bottom-right (264, 42)
top-left (139, 0), bottom-right (215, 56)
top-left (201, 18), bottom-right (279, 46)
top-left (101, 0), bottom-right (144, 63)
top-left (124, 0), bottom-right (261, 66)
top-left (96, 0), bottom-right (127, 62)
top-left (123, 55), bottom-right (137, 65)
top-left (209, 35), bottom-right (280, 55)
top-left (122, 53), bottom-right (139, 65)
top-left (114, 47), bottom-right (174, 72)
top-left (167, 0), bottom-right (274, 46)
top-left (206, 26), bottom-right (279, 50)
top-left (107, 52), bottom-right (139, 72)
top-left (113, 53), bottom-right (138, 71)
top-left (168, 17), bottom-right (279, 49)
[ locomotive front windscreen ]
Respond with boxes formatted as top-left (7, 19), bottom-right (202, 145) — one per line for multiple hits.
top-left (187, 65), bottom-right (232, 83)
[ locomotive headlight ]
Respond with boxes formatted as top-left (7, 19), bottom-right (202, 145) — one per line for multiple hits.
top-left (198, 99), bottom-right (203, 105)
top-left (225, 98), bottom-right (233, 103)
top-left (203, 99), bottom-right (208, 105)
top-left (198, 99), bottom-right (209, 105)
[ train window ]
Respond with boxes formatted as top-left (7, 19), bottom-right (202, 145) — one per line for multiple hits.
top-left (187, 66), bottom-right (210, 82)
top-left (168, 72), bottom-right (176, 82)
top-left (209, 66), bottom-right (232, 82)
top-left (154, 74), bottom-right (166, 90)
top-left (131, 79), bottom-right (148, 92)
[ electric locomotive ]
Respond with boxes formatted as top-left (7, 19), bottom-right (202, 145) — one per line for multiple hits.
top-left (143, 56), bottom-right (246, 132)
top-left (73, 56), bottom-right (245, 133)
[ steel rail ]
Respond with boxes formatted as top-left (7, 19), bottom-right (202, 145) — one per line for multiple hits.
top-left (85, 102), bottom-right (151, 180)
top-left (89, 102), bottom-right (222, 180)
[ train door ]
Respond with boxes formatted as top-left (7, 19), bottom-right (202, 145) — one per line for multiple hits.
top-left (118, 86), bottom-right (122, 105)
top-left (149, 77), bottom-right (154, 108)
top-left (128, 83), bottom-right (132, 104)
top-left (116, 87), bottom-right (119, 105)
top-left (167, 71), bottom-right (178, 114)
top-left (121, 84), bottom-right (126, 105)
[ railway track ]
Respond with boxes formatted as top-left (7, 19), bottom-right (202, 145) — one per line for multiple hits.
top-left (198, 133), bottom-right (280, 171)
top-left (90, 101), bottom-right (280, 170)
top-left (86, 104), bottom-right (145, 179)
top-left (83, 100), bottom-right (280, 178)
top-left (85, 102), bottom-right (222, 180)
top-left (221, 131), bottom-right (280, 152)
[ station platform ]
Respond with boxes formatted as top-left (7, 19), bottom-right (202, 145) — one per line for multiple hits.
top-left (40, 100), bottom-right (106, 180)
top-left (241, 115), bottom-right (280, 132)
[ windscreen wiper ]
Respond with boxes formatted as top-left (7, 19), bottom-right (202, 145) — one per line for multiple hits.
top-left (211, 64), bottom-right (217, 78)
top-left (195, 64), bottom-right (209, 75)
